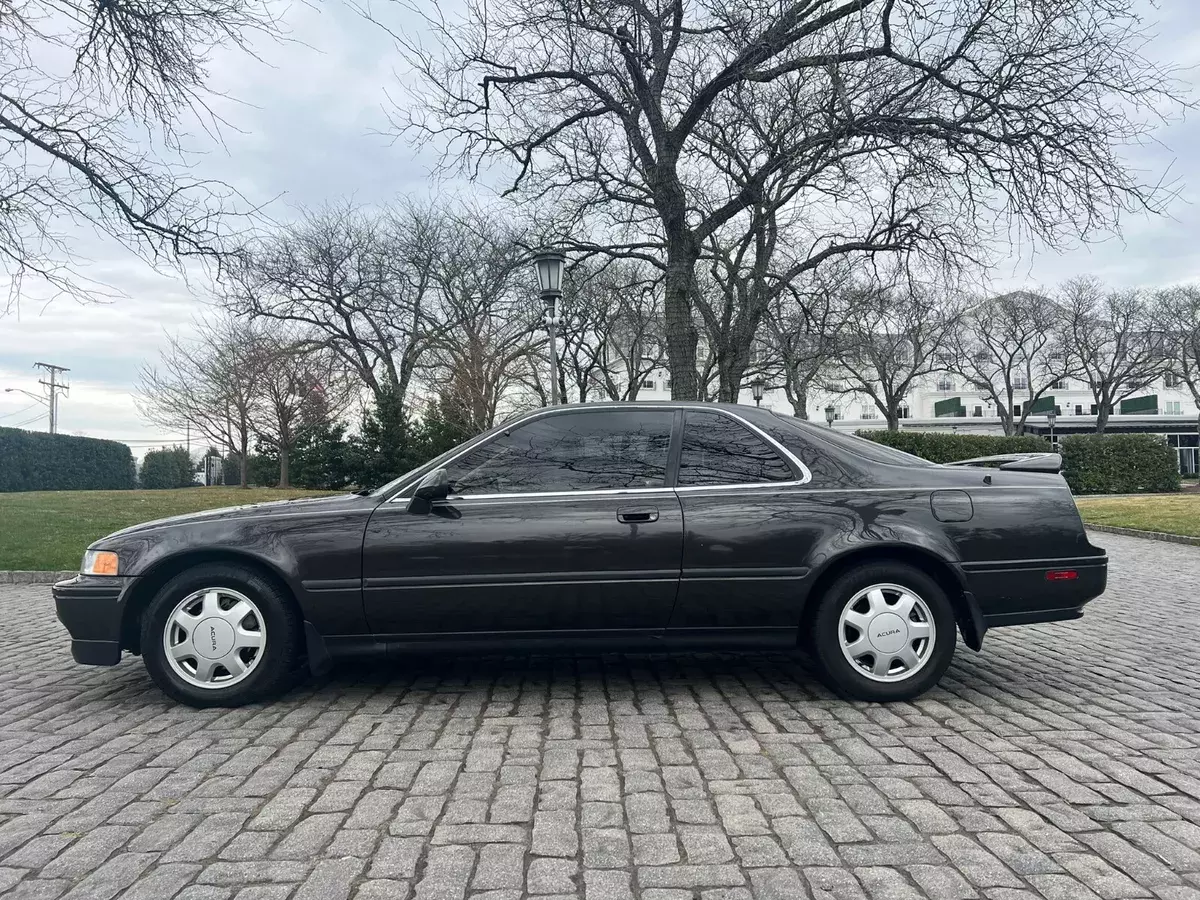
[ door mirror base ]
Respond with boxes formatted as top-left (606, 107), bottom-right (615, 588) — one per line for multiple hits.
top-left (408, 468), bottom-right (450, 515)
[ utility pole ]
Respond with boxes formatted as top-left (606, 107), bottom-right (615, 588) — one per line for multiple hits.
top-left (33, 363), bottom-right (70, 434)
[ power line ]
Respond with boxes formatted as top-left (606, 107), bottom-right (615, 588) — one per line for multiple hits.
top-left (11, 414), bottom-right (45, 428)
top-left (0, 403), bottom-right (38, 421)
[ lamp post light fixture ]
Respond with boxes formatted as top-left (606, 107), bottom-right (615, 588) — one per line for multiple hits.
top-left (1047, 409), bottom-right (1057, 448)
top-left (751, 376), bottom-right (765, 408)
top-left (825, 405), bottom-right (837, 427)
top-left (533, 252), bottom-right (567, 405)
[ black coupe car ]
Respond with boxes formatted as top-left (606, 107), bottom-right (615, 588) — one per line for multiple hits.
top-left (54, 403), bottom-right (1107, 707)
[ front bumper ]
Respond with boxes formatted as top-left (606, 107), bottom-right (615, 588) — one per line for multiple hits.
top-left (52, 575), bottom-right (137, 666)
top-left (963, 554), bottom-right (1108, 629)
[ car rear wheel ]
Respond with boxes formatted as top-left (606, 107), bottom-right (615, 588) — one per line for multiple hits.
top-left (140, 562), bottom-right (303, 708)
top-left (809, 562), bottom-right (956, 702)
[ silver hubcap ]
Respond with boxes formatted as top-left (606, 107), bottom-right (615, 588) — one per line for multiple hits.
top-left (163, 587), bottom-right (266, 689)
top-left (838, 583), bottom-right (936, 683)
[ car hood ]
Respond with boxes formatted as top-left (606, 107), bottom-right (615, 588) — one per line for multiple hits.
top-left (96, 493), bottom-right (374, 543)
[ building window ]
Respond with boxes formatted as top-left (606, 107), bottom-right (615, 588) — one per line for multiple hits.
top-left (1050, 379), bottom-right (1068, 390)
top-left (1075, 404), bottom-right (1083, 416)
top-left (935, 351), bottom-right (953, 368)
top-left (1165, 373), bottom-right (1182, 388)
top-left (936, 376), bottom-right (954, 392)
top-left (1090, 404), bottom-right (1099, 415)
top-left (1164, 400), bottom-right (1182, 414)
top-left (641, 378), bottom-right (655, 389)
top-left (898, 404), bottom-right (910, 419)
top-left (973, 405), bottom-right (983, 417)
top-left (1013, 375), bottom-right (1029, 390)
top-left (1013, 403), bottom-right (1022, 417)
top-left (861, 406), bottom-right (877, 420)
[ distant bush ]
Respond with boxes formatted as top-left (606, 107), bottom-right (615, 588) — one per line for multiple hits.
top-left (1060, 434), bottom-right (1180, 495)
top-left (140, 447), bottom-right (195, 489)
top-left (0, 427), bottom-right (136, 492)
top-left (856, 430), bottom-right (1048, 464)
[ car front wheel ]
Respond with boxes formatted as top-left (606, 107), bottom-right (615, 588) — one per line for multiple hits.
top-left (140, 562), bottom-right (303, 708)
top-left (810, 562), bottom-right (956, 702)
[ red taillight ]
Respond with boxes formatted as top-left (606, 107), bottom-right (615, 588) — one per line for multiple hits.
top-left (1046, 570), bottom-right (1078, 581)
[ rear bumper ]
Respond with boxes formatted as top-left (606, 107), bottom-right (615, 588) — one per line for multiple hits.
top-left (963, 554), bottom-right (1108, 630)
top-left (52, 575), bottom-right (136, 666)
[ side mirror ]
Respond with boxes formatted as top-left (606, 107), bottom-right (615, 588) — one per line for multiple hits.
top-left (408, 468), bottom-right (451, 515)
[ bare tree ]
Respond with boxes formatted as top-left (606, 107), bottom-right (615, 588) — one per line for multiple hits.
top-left (137, 315), bottom-right (268, 487)
top-left (418, 209), bottom-right (538, 432)
top-left (763, 273), bottom-right (846, 419)
top-left (1, 0), bottom-right (280, 311)
top-left (555, 261), bottom-right (666, 402)
top-left (1153, 285), bottom-right (1200, 432)
top-left (254, 336), bottom-right (355, 488)
top-left (950, 291), bottom-right (1075, 435)
top-left (1060, 277), bottom-right (1165, 434)
top-left (388, 0), bottom-right (1183, 399)
top-left (832, 278), bottom-right (961, 430)
top-left (224, 201), bottom-right (438, 407)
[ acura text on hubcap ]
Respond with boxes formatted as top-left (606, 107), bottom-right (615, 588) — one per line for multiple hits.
top-left (163, 587), bottom-right (265, 689)
top-left (838, 582), bottom-right (936, 682)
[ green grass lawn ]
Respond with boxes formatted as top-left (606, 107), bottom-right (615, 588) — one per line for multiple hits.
top-left (1076, 494), bottom-right (1200, 538)
top-left (0, 488), bottom-right (336, 571)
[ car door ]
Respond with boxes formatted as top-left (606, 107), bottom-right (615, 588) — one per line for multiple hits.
top-left (362, 407), bottom-right (684, 637)
top-left (667, 408), bottom-right (817, 641)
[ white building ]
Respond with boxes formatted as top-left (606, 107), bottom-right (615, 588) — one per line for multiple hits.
top-left (631, 367), bottom-right (1200, 475)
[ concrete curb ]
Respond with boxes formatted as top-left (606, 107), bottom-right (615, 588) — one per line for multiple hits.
top-left (1086, 524), bottom-right (1200, 547)
top-left (0, 571), bottom-right (76, 585)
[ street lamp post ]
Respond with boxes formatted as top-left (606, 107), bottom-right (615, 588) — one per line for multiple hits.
top-left (532, 252), bottom-right (566, 405)
top-left (751, 376), bottom-right (765, 408)
top-left (825, 405), bottom-right (837, 428)
top-left (1047, 409), bottom-right (1057, 449)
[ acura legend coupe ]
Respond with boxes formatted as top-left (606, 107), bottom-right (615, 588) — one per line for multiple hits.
top-left (53, 403), bottom-right (1107, 707)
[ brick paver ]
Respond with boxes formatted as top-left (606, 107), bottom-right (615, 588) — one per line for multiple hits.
top-left (2, 532), bottom-right (1199, 899)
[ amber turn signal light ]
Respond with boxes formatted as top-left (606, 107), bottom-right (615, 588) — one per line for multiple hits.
top-left (82, 550), bottom-right (120, 576)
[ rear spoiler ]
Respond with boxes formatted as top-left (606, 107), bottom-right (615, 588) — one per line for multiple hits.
top-left (943, 452), bottom-right (1062, 474)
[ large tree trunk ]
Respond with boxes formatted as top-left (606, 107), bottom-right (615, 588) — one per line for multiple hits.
top-left (792, 383), bottom-right (809, 419)
top-left (279, 446), bottom-right (290, 489)
top-left (1095, 404), bottom-right (1110, 434)
top-left (239, 441), bottom-right (249, 488)
top-left (663, 240), bottom-right (700, 400)
top-left (886, 408), bottom-right (901, 431)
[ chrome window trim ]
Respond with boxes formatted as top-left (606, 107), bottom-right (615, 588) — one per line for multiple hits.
top-left (388, 404), bottom-right (811, 502)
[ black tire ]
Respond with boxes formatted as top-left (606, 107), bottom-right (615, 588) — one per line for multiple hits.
top-left (140, 562), bottom-right (304, 708)
top-left (809, 561), bottom-right (956, 702)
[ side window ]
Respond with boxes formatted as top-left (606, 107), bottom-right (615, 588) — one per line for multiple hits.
top-left (445, 410), bottom-right (674, 495)
top-left (676, 411), bottom-right (794, 486)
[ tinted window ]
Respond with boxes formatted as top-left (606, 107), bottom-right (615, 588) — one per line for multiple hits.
top-left (445, 410), bottom-right (674, 495)
top-left (769, 414), bottom-right (935, 468)
top-left (677, 411), bottom-right (794, 486)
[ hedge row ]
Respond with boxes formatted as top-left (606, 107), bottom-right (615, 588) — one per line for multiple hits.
top-left (0, 427), bottom-right (136, 492)
top-left (856, 429), bottom-right (1181, 494)
top-left (1059, 434), bottom-right (1180, 495)
top-left (141, 447), bottom-right (195, 490)
top-left (855, 430), bottom-right (1047, 464)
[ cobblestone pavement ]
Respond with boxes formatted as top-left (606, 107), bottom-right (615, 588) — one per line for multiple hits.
top-left (2, 532), bottom-right (1199, 900)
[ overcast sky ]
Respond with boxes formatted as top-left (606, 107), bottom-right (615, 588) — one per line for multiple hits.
top-left (2, 0), bottom-right (1200, 449)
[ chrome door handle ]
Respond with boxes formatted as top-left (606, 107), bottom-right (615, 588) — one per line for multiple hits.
top-left (617, 506), bottom-right (658, 524)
